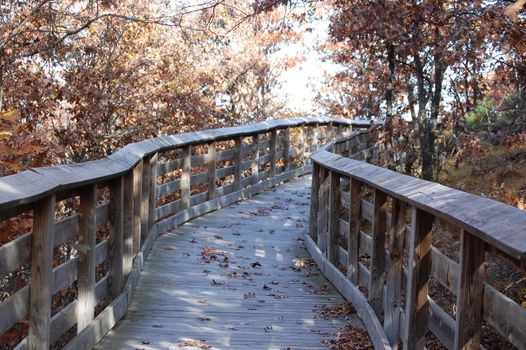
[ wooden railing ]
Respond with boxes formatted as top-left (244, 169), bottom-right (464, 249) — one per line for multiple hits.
top-left (307, 133), bottom-right (526, 350)
top-left (0, 117), bottom-right (372, 350)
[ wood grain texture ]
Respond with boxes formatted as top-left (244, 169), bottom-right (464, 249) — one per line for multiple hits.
top-left (348, 178), bottom-right (362, 284)
top-left (141, 156), bottom-right (150, 245)
top-left (454, 230), bottom-right (485, 350)
top-left (234, 136), bottom-right (242, 191)
top-left (28, 195), bottom-right (55, 350)
top-left (181, 145), bottom-right (191, 210)
top-left (328, 171), bottom-right (340, 264)
top-left (132, 160), bottom-right (143, 255)
top-left (370, 188), bottom-right (387, 317)
top-left (403, 207), bottom-right (434, 350)
top-left (123, 170), bottom-right (134, 280)
top-left (96, 176), bottom-right (363, 350)
top-left (269, 128), bottom-right (277, 177)
top-left (77, 185), bottom-right (97, 333)
top-left (109, 177), bottom-right (124, 299)
top-left (208, 141), bottom-right (217, 200)
top-left (148, 152), bottom-right (158, 230)
top-left (251, 133), bottom-right (259, 184)
top-left (308, 163), bottom-right (320, 241)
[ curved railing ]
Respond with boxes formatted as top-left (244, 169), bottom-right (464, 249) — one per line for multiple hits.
top-left (0, 117), bottom-right (370, 350)
top-left (307, 134), bottom-right (526, 350)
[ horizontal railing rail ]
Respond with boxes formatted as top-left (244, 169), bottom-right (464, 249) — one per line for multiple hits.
top-left (0, 117), bottom-right (369, 350)
top-left (308, 133), bottom-right (526, 350)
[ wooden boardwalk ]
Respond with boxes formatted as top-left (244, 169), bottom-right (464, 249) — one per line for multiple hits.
top-left (96, 176), bottom-right (363, 349)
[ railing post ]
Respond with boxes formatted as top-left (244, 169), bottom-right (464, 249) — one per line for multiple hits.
top-left (109, 177), bottom-right (124, 299)
top-left (298, 125), bottom-right (305, 166)
top-left (207, 141), bottom-right (216, 200)
top-left (384, 198), bottom-right (407, 349)
top-left (132, 160), bottom-right (143, 254)
top-left (148, 152), bottom-right (158, 230)
top-left (317, 167), bottom-right (330, 253)
top-left (328, 171), bottom-right (340, 264)
top-left (77, 184), bottom-right (97, 333)
top-left (312, 123), bottom-right (319, 152)
top-left (181, 145), bottom-right (191, 209)
top-left (28, 194), bottom-right (55, 350)
top-left (309, 163), bottom-right (320, 241)
top-left (404, 207), bottom-right (434, 350)
top-left (370, 188), bottom-right (387, 316)
top-left (454, 229), bottom-right (485, 350)
top-left (141, 156), bottom-right (150, 244)
top-left (283, 128), bottom-right (290, 171)
top-left (348, 178), bottom-right (362, 284)
top-left (123, 170), bottom-right (134, 279)
top-left (251, 133), bottom-right (259, 184)
top-left (234, 136), bottom-right (242, 191)
top-left (270, 129), bottom-right (277, 177)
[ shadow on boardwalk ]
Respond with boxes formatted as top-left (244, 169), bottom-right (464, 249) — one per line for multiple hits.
top-left (96, 176), bottom-right (363, 350)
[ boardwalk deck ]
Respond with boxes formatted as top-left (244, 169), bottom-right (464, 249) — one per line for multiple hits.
top-left (95, 176), bottom-right (363, 350)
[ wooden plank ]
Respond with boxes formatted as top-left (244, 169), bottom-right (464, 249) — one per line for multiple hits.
top-left (348, 178), bottom-right (362, 284)
top-left (181, 145), bottom-right (191, 210)
top-left (123, 170), bottom-right (134, 279)
top-left (403, 207), bottom-right (434, 350)
top-left (384, 198), bottom-right (407, 349)
top-left (370, 188), bottom-right (387, 317)
top-left (251, 133), bottom-right (259, 184)
top-left (77, 184), bottom-right (97, 333)
top-left (109, 177), bottom-right (124, 299)
top-left (283, 128), bottom-right (290, 171)
top-left (208, 141), bottom-right (216, 200)
top-left (148, 153), bottom-right (158, 230)
top-left (298, 125), bottom-right (305, 165)
top-left (141, 156), bottom-right (150, 245)
top-left (454, 230), bottom-right (485, 350)
top-left (132, 160), bottom-right (143, 255)
top-left (233, 136), bottom-right (242, 191)
top-left (328, 171), bottom-right (340, 264)
top-left (28, 195), bottom-right (55, 350)
top-left (269, 128), bottom-right (277, 177)
top-left (308, 163), bottom-right (320, 241)
top-left (317, 167), bottom-right (329, 253)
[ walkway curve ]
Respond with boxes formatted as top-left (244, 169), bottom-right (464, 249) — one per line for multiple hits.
top-left (96, 176), bottom-right (364, 349)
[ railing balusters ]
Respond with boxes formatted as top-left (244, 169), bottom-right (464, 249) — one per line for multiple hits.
top-left (77, 184), bottom-right (97, 333)
top-left (404, 207), bottom-right (434, 350)
top-left (148, 152), bottom-right (158, 231)
top-left (109, 177), bottom-right (124, 298)
top-left (234, 136), bottom-right (242, 191)
top-left (309, 163), bottom-right (320, 242)
top-left (454, 229), bottom-right (485, 350)
top-left (181, 145), bottom-right (191, 209)
top-left (141, 156), bottom-right (150, 244)
top-left (370, 188), bottom-right (387, 316)
top-left (317, 167), bottom-right (330, 253)
top-left (207, 141), bottom-right (216, 200)
top-left (328, 171), bottom-right (341, 264)
top-left (123, 170), bottom-right (134, 279)
top-left (348, 178), bottom-right (362, 284)
top-left (133, 160), bottom-right (143, 254)
top-left (283, 128), bottom-right (290, 171)
top-left (251, 133), bottom-right (259, 184)
top-left (28, 195), bottom-right (56, 350)
top-left (384, 198), bottom-right (407, 349)
top-left (270, 129), bottom-right (277, 177)
top-left (312, 123), bottom-right (319, 152)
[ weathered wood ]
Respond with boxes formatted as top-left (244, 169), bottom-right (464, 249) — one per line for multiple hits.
top-left (234, 136), bottom-right (242, 191)
top-left (269, 128), bottom-right (277, 177)
top-left (298, 125), bottom-right (305, 166)
top-left (308, 163), bottom-right (320, 241)
top-left (148, 153), bottom-right (158, 230)
top-left (454, 230), bottom-right (485, 350)
top-left (328, 171), bottom-right (340, 264)
top-left (384, 198), bottom-right (407, 349)
top-left (123, 170), bottom-right (134, 280)
top-left (283, 128), bottom-right (291, 171)
top-left (132, 160), bottom-right (143, 254)
top-left (317, 167), bottom-right (330, 253)
top-left (141, 156), bottom-right (150, 245)
top-left (207, 141), bottom-right (216, 200)
top-left (251, 133), bottom-right (259, 184)
top-left (348, 178), bottom-right (362, 284)
top-left (370, 188), bottom-right (387, 317)
top-left (109, 177), bottom-right (124, 299)
top-left (28, 195), bottom-right (55, 350)
top-left (77, 184), bottom-right (97, 333)
top-left (181, 145), bottom-right (191, 210)
top-left (403, 207), bottom-right (434, 350)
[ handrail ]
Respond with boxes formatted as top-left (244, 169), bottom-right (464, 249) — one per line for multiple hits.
top-left (0, 117), bottom-right (367, 350)
top-left (308, 133), bottom-right (526, 350)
